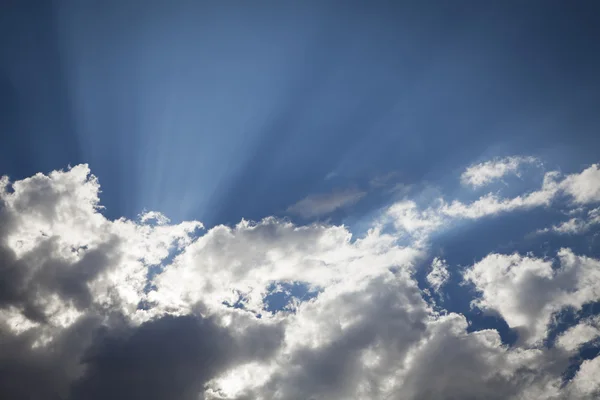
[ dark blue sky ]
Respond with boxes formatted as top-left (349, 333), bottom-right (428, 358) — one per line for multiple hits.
top-left (2, 1), bottom-right (600, 227)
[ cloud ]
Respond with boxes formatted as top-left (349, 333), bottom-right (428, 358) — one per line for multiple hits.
top-left (1, 163), bottom-right (600, 399)
top-left (570, 357), bottom-right (600, 397)
top-left (139, 211), bottom-right (172, 226)
top-left (464, 249), bottom-right (600, 345)
top-left (70, 312), bottom-right (284, 400)
top-left (442, 169), bottom-right (561, 219)
top-left (560, 164), bottom-right (600, 204)
top-left (385, 200), bottom-right (444, 241)
top-left (286, 188), bottom-right (366, 218)
top-left (426, 257), bottom-right (450, 294)
top-left (538, 207), bottom-right (600, 235)
top-left (148, 216), bottom-right (420, 314)
top-left (556, 316), bottom-right (600, 352)
top-left (386, 313), bottom-right (565, 400)
top-left (461, 156), bottom-right (539, 188)
top-left (387, 163), bottom-right (600, 233)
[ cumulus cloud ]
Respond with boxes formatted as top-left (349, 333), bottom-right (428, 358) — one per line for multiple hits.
top-left (461, 156), bottom-right (539, 188)
top-left (1, 162), bottom-right (600, 399)
top-left (286, 188), bottom-right (366, 218)
top-left (570, 357), bottom-right (600, 398)
top-left (139, 210), bottom-right (172, 226)
top-left (560, 164), bottom-right (600, 204)
top-left (464, 249), bottom-right (600, 345)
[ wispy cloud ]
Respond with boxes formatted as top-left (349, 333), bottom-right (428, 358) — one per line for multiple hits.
top-left (286, 188), bottom-right (366, 218)
top-left (427, 257), bottom-right (450, 294)
top-left (538, 207), bottom-right (600, 235)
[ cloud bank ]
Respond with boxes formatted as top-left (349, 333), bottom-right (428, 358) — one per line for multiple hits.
top-left (0, 159), bottom-right (599, 399)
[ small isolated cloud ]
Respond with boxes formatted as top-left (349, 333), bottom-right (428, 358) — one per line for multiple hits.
top-left (461, 156), bottom-right (538, 188)
top-left (324, 171), bottom-right (338, 180)
top-left (427, 257), bottom-right (450, 294)
top-left (287, 188), bottom-right (366, 218)
top-left (140, 210), bottom-right (171, 226)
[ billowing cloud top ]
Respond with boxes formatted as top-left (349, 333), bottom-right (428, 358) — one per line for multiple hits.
top-left (1, 160), bottom-right (600, 400)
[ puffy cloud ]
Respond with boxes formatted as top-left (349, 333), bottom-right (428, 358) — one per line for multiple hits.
top-left (461, 156), bottom-right (539, 188)
top-left (139, 211), bottom-right (172, 226)
top-left (148, 217), bottom-right (421, 314)
top-left (207, 277), bottom-right (563, 400)
top-left (217, 273), bottom-right (429, 400)
top-left (0, 165), bottom-right (201, 330)
top-left (286, 188), bottom-right (366, 218)
top-left (569, 356), bottom-right (600, 398)
top-left (387, 313), bottom-right (565, 400)
top-left (464, 249), bottom-right (600, 345)
top-left (560, 164), bottom-right (600, 204)
top-left (1, 163), bottom-right (600, 400)
top-left (556, 316), bottom-right (600, 352)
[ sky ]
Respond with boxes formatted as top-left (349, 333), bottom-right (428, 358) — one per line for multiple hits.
top-left (1, 1), bottom-right (600, 399)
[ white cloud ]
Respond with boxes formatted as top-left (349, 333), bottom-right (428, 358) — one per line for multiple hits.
top-left (139, 210), bottom-right (172, 226)
top-left (148, 217), bottom-right (421, 314)
top-left (385, 200), bottom-right (444, 242)
top-left (464, 249), bottom-right (600, 345)
top-left (383, 161), bottom-right (600, 247)
top-left (557, 317), bottom-right (600, 352)
top-left (427, 257), bottom-right (450, 293)
top-left (0, 165), bottom-right (202, 333)
top-left (560, 164), bottom-right (600, 204)
top-left (432, 163), bottom-right (600, 222)
top-left (443, 170), bottom-right (561, 219)
top-left (287, 188), bottom-right (366, 218)
top-left (1, 162), bottom-right (600, 399)
top-left (539, 207), bottom-right (600, 235)
top-left (569, 356), bottom-right (600, 398)
top-left (207, 282), bottom-right (565, 400)
top-left (461, 156), bottom-right (538, 188)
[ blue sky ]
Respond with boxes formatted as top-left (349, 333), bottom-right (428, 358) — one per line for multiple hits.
top-left (1, 2), bottom-right (600, 399)
top-left (2, 1), bottom-right (599, 226)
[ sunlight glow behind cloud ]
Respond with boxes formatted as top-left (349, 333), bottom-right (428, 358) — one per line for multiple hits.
top-left (2, 2), bottom-right (600, 398)
top-left (0, 158), bottom-right (599, 399)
